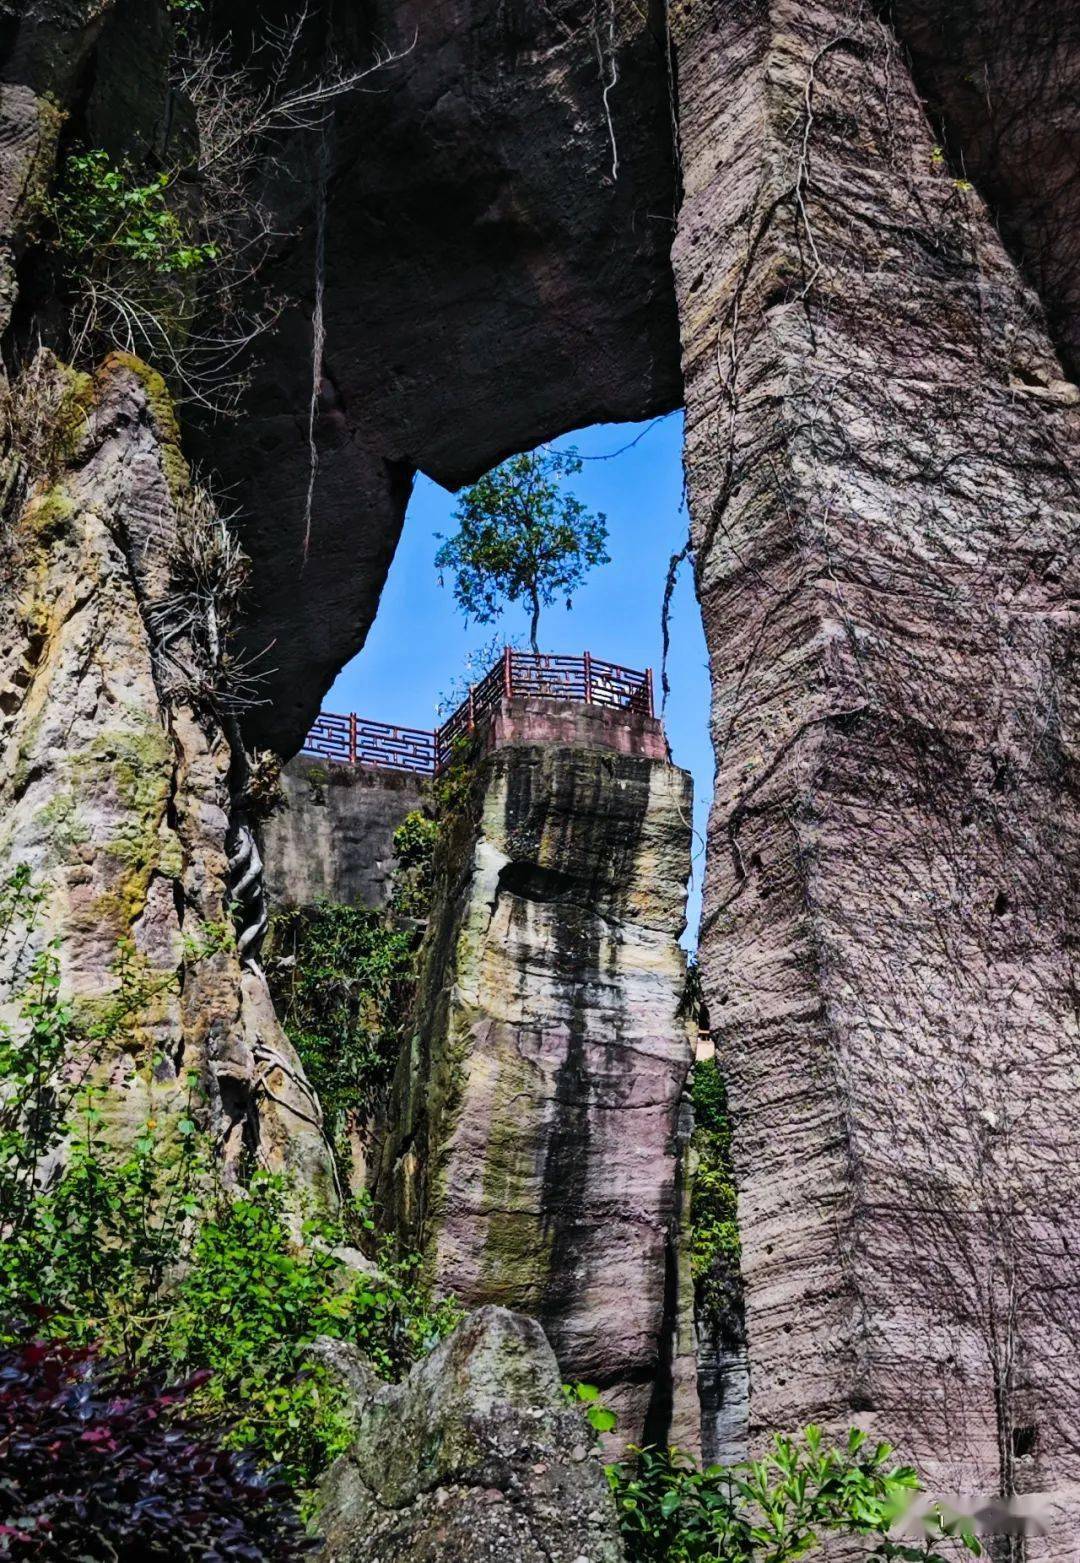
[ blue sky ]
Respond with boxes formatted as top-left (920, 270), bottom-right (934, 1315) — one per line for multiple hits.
top-left (325, 412), bottom-right (712, 945)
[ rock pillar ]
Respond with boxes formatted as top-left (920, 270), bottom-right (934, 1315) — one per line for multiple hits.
top-left (672, 0), bottom-right (1080, 1543)
top-left (0, 354), bottom-right (336, 1196)
top-left (378, 735), bottom-right (696, 1445)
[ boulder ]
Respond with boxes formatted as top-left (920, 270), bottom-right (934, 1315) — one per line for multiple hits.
top-left (314, 1306), bottom-right (625, 1563)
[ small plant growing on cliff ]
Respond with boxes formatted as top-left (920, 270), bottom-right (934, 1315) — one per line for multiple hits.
top-left (39, 148), bottom-right (221, 393)
top-left (48, 149), bottom-right (217, 277)
top-left (435, 446), bottom-right (609, 654)
top-left (391, 810), bottom-right (440, 920)
top-left (689, 1055), bottom-right (742, 1338)
top-left (0, 872), bottom-right (458, 1495)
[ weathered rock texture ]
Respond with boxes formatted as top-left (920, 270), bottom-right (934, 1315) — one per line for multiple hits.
top-left (890, 0), bottom-right (1080, 380)
top-left (194, 0), bottom-right (682, 754)
top-left (671, 0), bottom-right (1080, 1545)
top-left (314, 1305), bottom-right (624, 1563)
top-left (4, 0), bottom-right (1080, 1538)
top-left (0, 353), bottom-right (335, 1193)
top-left (264, 755), bottom-right (423, 913)
top-left (377, 734), bottom-right (696, 1446)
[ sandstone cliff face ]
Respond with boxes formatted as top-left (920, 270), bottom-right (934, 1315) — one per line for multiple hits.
top-left (264, 755), bottom-right (424, 914)
top-left (4, 0), bottom-right (1080, 1540)
top-left (891, 0), bottom-right (1080, 380)
top-left (671, 0), bottom-right (1080, 1544)
top-left (377, 736), bottom-right (696, 1446)
top-left (0, 353), bottom-right (335, 1191)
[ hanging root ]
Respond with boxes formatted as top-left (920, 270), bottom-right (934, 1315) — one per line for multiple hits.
top-left (302, 129), bottom-right (330, 562)
top-left (228, 821), bottom-right (268, 968)
top-left (593, 0), bottom-right (620, 181)
top-left (660, 533), bottom-right (692, 712)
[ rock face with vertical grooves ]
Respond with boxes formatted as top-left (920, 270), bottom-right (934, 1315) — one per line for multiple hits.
top-left (263, 754), bottom-right (424, 914)
top-left (4, 0), bottom-right (1080, 1538)
top-left (889, 0), bottom-right (1080, 380)
top-left (671, 0), bottom-right (1080, 1546)
top-left (377, 738), bottom-right (696, 1446)
top-left (0, 353), bottom-right (336, 1194)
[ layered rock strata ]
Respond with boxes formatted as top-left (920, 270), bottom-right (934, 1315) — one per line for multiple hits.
top-left (891, 0), bottom-right (1080, 379)
top-left (672, 0), bottom-right (1080, 1545)
top-left (377, 735), bottom-right (696, 1446)
top-left (264, 754), bottom-right (424, 914)
top-left (0, 353), bottom-right (335, 1193)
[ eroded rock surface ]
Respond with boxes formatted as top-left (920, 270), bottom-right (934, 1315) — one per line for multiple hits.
top-left (891, 0), bottom-right (1080, 379)
top-left (314, 1305), bottom-right (625, 1563)
top-left (0, 353), bottom-right (335, 1191)
top-left (263, 754), bottom-right (423, 914)
top-left (197, 0), bottom-right (682, 754)
top-left (672, 0), bottom-right (1080, 1544)
top-left (377, 733), bottom-right (696, 1446)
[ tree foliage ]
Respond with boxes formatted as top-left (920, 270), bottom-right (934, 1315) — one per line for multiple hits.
top-left (689, 1056), bottom-right (742, 1338)
top-left (0, 870), bottom-right (458, 1504)
top-left (435, 447), bottom-right (609, 652)
top-left (266, 902), bottom-right (418, 1179)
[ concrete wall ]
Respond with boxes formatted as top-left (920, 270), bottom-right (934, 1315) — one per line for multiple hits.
top-left (263, 754), bottom-right (424, 911)
top-left (486, 697), bottom-right (668, 762)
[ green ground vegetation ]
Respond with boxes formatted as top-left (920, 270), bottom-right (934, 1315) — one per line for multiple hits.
top-left (0, 868), bottom-right (458, 1503)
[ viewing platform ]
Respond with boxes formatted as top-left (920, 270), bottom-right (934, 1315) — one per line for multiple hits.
top-left (301, 649), bottom-right (662, 777)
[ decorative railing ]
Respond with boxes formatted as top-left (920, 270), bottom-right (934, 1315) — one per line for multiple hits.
top-left (302, 649), bottom-right (654, 777)
top-left (302, 713), bottom-right (437, 774)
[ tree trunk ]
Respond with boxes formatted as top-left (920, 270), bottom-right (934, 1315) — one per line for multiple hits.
top-left (529, 592), bottom-right (541, 656)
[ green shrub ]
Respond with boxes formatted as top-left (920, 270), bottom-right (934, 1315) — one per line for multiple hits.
top-left (689, 1056), bottom-right (742, 1335)
top-left (607, 1428), bottom-right (981, 1562)
top-left (47, 149), bottom-right (216, 279)
top-left (0, 870), bottom-right (459, 1496)
top-left (391, 809), bottom-right (440, 919)
top-left (266, 902), bottom-right (418, 1177)
top-left (166, 1176), bottom-right (459, 1483)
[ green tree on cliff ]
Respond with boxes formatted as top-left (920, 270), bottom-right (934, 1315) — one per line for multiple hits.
top-left (435, 447), bottom-right (609, 654)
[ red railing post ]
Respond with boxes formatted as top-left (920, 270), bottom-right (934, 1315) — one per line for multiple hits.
top-left (584, 649), bottom-right (592, 704)
top-left (645, 668), bottom-right (654, 718)
top-left (349, 711), bottom-right (358, 764)
top-left (503, 645), bottom-right (512, 699)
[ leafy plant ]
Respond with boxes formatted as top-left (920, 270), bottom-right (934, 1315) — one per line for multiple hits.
top-left (0, 1334), bottom-right (313, 1561)
top-left (607, 1428), bottom-right (981, 1562)
top-left (435, 446), bottom-right (609, 653)
top-left (0, 870), bottom-right (459, 1497)
top-left (689, 1056), bottom-right (742, 1336)
top-left (391, 810), bottom-right (440, 920)
top-left (47, 149), bottom-right (216, 277)
top-left (564, 1380), bottom-right (618, 1435)
top-left (266, 903), bottom-right (418, 1176)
